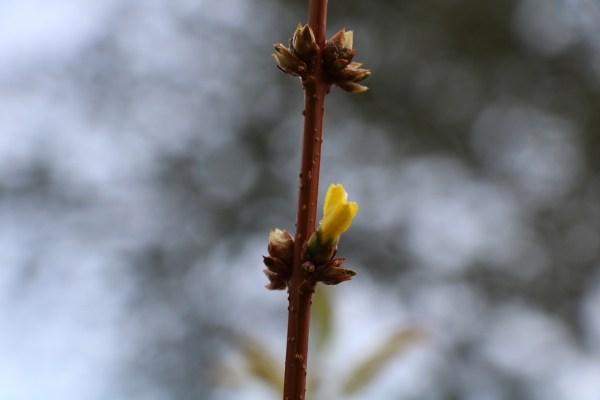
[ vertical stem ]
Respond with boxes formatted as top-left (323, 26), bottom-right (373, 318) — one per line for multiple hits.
top-left (283, 1), bottom-right (329, 399)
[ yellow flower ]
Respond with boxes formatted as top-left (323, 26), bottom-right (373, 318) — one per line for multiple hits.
top-left (318, 183), bottom-right (359, 243)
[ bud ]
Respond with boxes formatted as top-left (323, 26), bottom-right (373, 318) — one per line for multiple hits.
top-left (330, 59), bottom-right (349, 72)
top-left (263, 269), bottom-right (287, 290)
top-left (263, 256), bottom-right (290, 276)
top-left (323, 43), bottom-right (339, 65)
top-left (327, 29), bottom-right (347, 50)
top-left (310, 256), bottom-right (357, 285)
top-left (338, 48), bottom-right (356, 63)
top-left (351, 70), bottom-right (370, 82)
top-left (305, 183), bottom-right (358, 266)
top-left (268, 229), bottom-right (294, 267)
top-left (302, 261), bottom-right (315, 273)
top-left (292, 24), bottom-right (317, 61)
top-left (306, 230), bottom-right (337, 265)
top-left (337, 82), bottom-right (369, 93)
top-left (272, 44), bottom-right (307, 76)
top-left (320, 266), bottom-right (357, 286)
top-left (322, 28), bottom-right (370, 93)
top-left (319, 184), bottom-right (359, 242)
top-left (314, 257), bottom-right (345, 275)
top-left (339, 68), bottom-right (370, 82)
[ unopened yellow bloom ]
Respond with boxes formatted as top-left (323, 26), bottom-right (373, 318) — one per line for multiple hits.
top-left (318, 184), bottom-right (359, 243)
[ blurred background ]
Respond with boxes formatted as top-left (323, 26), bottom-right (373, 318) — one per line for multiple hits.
top-left (2, 0), bottom-right (600, 399)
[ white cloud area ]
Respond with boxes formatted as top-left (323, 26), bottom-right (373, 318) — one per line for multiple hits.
top-left (400, 159), bottom-right (525, 273)
top-left (0, 0), bottom-right (120, 74)
top-left (513, 0), bottom-right (580, 56)
top-left (480, 304), bottom-right (577, 380)
top-left (0, 236), bottom-right (130, 400)
top-left (479, 303), bottom-right (600, 400)
top-left (471, 104), bottom-right (583, 207)
top-left (512, 0), bottom-right (600, 81)
top-left (0, 0), bottom-right (257, 398)
top-left (327, 155), bottom-right (539, 275)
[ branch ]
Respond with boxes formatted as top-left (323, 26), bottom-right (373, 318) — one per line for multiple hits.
top-left (282, 1), bottom-right (329, 399)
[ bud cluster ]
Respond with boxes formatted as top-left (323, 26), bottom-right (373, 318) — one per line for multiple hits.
top-left (262, 228), bottom-right (357, 290)
top-left (272, 24), bottom-right (370, 93)
top-left (323, 29), bottom-right (370, 93)
top-left (263, 184), bottom-right (358, 290)
top-left (272, 24), bottom-right (318, 78)
top-left (301, 238), bottom-right (357, 286)
top-left (263, 229), bottom-right (294, 290)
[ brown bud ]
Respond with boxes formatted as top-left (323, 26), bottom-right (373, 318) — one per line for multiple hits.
top-left (351, 70), bottom-right (370, 82)
top-left (302, 261), bottom-right (315, 273)
top-left (263, 256), bottom-right (291, 276)
top-left (336, 82), bottom-right (369, 93)
top-left (268, 229), bottom-right (294, 267)
top-left (314, 257), bottom-right (345, 275)
top-left (323, 43), bottom-right (339, 65)
top-left (338, 48), bottom-right (356, 63)
top-left (293, 24), bottom-right (317, 61)
top-left (320, 265), bottom-right (357, 286)
top-left (327, 29), bottom-right (347, 50)
top-left (307, 256), bottom-right (357, 285)
top-left (330, 59), bottom-right (349, 72)
top-left (272, 44), bottom-right (307, 76)
top-left (263, 269), bottom-right (287, 290)
top-left (339, 68), bottom-right (371, 83)
top-left (322, 28), bottom-right (371, 94)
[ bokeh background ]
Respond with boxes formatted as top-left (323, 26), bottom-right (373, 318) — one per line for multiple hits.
top-left (2, 0), bottom-right (600, 399)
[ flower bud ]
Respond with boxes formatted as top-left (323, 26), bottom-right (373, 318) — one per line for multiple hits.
top-left (351, 70), bottom-right (370, 82)
top-left (304, 184), bottom-right (357, 266)
top-left (293, 24), bottom-right (317, 61)
top-left (262, 256), bottom-right (290, 276)
top-left (320, 266), bottom-right (356, 286)
top-left (306, 230), bottom-right (337, 265)
top-left (324, 43), bottom-right (339, 65)
top-left (272, 44), bottom-right (307, 76)
top-left (318, 184), bottom-right (359, 242)
top-left (302, 261), bottom-right (315, 273)
top-left (339, 68), bottom-right (370, 82)
top-left (268, 229), bottom-right (294, 267)
top-left (314, 257), bottom-right (345, 275)
top-left (337, 82), bottom-right (369, 93)
top-left (330, 59), bottom-right (349, 72)
top-left (338, 48), bottom-right (356, 63)
top-left (310, 256), bottom-right (357, 285)
top-left (322, 29), bottom-right (370, 93)
top-left (263, 269), bottom-right (287, 290)
top-left (327, 29), bottom-right (347, 50)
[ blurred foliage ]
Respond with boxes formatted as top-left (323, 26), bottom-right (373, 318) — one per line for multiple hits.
top-left (310, 284), bottom-right (334, 350)
top-left (217, 285), bottom-right (422, 399)
top-left (342, 328), bottom-right (424, 395)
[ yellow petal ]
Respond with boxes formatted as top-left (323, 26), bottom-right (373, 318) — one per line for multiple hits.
top-left (319, 184), bottom-right (358, 242)
top-left (322, 184), bottom-right (345, 226)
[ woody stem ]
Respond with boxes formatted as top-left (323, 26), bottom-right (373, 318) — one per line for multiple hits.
top-left (282, 1), bottom-right (329, 399)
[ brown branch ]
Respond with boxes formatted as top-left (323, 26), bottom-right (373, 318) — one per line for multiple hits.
top-left (282, 1), bottom-right (329, 399)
